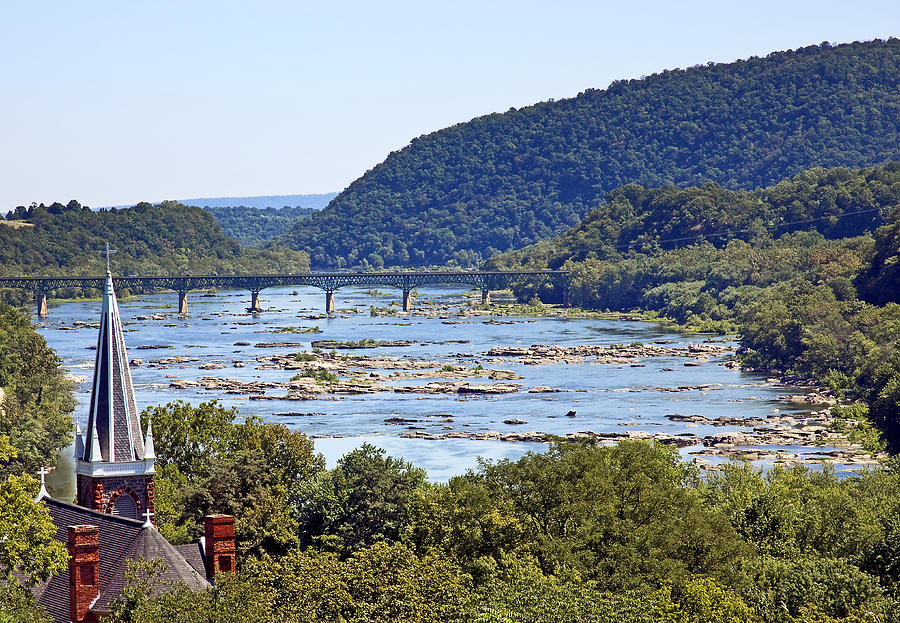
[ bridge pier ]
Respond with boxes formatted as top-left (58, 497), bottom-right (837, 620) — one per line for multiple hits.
top-left (36, 292), bottom-right (49, 318)
top-left (177, 291), bottom-right (188, 315)
top-left (401, 290), bottom-right (412, 313)
top-left (325, 291), bottom-right (335, 314)
top-left (249, 291), bottom-right (264, 313)
top-left (562, 288), bottom-right (571, 308)
top-left (481, 289), bottom-right (491, 306)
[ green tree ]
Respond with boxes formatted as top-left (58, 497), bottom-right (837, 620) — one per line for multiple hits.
top-left (476, 440), bottom-right (748, 588)
top-left (0, 303), bottom-right (74, 476)
top-left (143, 401), bottom-right (324, 556)
top-left (0, 435), bottom-right (66, 623)
top-left (0, 435), bottom-right (68, 586)
top-left (470, 555), bottom-right (680, 623)
top-left (296, 444), bottom-right (427, 554)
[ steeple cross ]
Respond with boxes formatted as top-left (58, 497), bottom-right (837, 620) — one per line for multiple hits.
top-left (142, 509), bottom-right (155, 528)
top-left (34, 467), bottom-right (50, 502)
top-left (101, 242), bottom-right (117, 273)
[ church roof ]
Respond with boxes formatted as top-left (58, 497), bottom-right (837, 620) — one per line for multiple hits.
top-left (83, 272), bottom-right (145, 463)
top-left (34, 498), bottom-right (209, 623)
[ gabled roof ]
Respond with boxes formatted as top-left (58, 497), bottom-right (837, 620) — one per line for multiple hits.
top-left (34, 498), bottom-right (208, 623)
top-left (83, 272), bottom-right (145, 463)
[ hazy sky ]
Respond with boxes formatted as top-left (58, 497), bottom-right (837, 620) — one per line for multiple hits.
top-left (2, 1), bottom-right (897, 209)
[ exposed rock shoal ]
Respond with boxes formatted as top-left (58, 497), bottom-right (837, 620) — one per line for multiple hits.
top-left (398, 429), bottom-right (699, 447)
top-left (256, 352), bottom-right (523, 381)
top-left (168, 375), bottom-right (521, 397)
top-left (157, 337), bottom-right (882, 468)
top-left (480, 342), bottom-right (732, 365)
top-left (135, 314), bottom-right (170, 321)
top-left (394, 422), bottom-right (885, 470)
top-left (311, 339), bottom-right (417, 349)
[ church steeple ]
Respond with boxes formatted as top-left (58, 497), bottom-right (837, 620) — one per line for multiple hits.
top-left (75, 268), bottom-right (155, 521)
top-left (82, 272), bottom-right (145, 462)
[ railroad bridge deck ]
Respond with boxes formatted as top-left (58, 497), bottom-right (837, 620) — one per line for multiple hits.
top-left (0, 271), bottom-right (569, 316)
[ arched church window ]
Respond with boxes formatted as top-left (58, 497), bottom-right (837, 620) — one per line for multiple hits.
top-left (112, 493), bottom-right (138, 519)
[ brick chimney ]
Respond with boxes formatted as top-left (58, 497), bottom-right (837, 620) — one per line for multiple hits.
top-left (68, 525), bottom-right (100, 623)
top-left (203, 515), bottom-right (236, 580)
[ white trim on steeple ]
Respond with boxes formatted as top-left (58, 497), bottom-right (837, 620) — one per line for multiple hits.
top-left (143, 417), bottom-right (156, 475)
top-left (90, 422), bottom-right (102, 465)
top-left (74, 421), bottom-right (85, 460)
top-left (144, 417), bottom-right (156, 460)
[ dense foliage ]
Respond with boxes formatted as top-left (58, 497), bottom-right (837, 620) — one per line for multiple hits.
top-left (203, 205), bottom-right (316, 246)
top-left (0, 314), bottom-right (71, 622)
top-left (104, 412), bottom-right (900, 622)
top-left (279, 39), bottom-right (900, 267)
top-left (140, 401), bottom-right (324, 557)
top-left (488, 163), bottom-right (900, 272)
top-left (0, 435), bottom-right (68, 590)
top-left (0, 200), bottom-right (310, 280)
top-left (0, 303), bottom-right (74, 476)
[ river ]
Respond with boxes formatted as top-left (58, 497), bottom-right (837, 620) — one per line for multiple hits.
top-left (38, 285), bottom-right (838, 498)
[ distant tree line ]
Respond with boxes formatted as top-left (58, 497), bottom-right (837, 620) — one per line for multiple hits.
top-left (203, 205), bottom-right (316, 246)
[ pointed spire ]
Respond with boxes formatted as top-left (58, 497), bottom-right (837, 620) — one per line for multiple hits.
top-left (81, 268), bottom-right (145, 465)
top-left (144, 417), bottom-right (156, 468)
top-left (74, 421), bottom-right (85, 460)
top-left (90, 424), bottom-right (102, 464)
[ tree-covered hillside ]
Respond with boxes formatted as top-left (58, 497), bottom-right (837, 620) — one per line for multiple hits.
top-left (0, 200), bottom-right (310, 279)
top-left (204, 205), bottom-right (316, 246)
top-left (487, 163), bottom-right (900, 271)
top-left (279, 39), bottom-right (899, 268)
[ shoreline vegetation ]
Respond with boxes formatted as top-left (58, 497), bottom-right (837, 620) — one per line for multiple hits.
top-left (486, 163), bottom-right (900, 457)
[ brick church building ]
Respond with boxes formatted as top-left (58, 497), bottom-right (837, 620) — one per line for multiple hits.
top-left (32, 271), bottom-right (236, 623)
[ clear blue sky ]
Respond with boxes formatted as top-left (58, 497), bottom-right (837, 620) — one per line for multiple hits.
top-left (2, 1), bottom-right (897, 209)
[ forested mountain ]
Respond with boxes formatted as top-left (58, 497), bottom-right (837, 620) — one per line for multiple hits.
top-left (279, 39), bottom-right (899, 268)
top-left (0, 201), bottom-right (309, 280)
top-left (204, 205), bottom-right (316, 246)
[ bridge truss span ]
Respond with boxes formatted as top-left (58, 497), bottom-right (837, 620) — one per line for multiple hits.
top-left (0, 270), bottom-right (569, 316)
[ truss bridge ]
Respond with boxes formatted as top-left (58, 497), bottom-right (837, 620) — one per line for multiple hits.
top-left (0, 271), bottom-right (570, 317)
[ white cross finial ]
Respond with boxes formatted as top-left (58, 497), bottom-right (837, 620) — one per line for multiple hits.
top-left (142, 509), bottom-right (155, 529)
top-left (34, 467), bottom-right (50, 502)
top-left (101, 242), bottom-right (117, 273)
